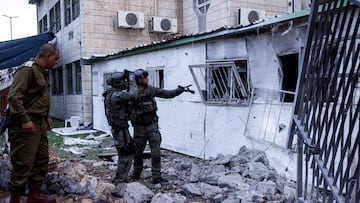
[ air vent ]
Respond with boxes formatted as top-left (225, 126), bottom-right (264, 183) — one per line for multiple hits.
top-left (152, 16), bottom-right (177, 33)
top-left (117, 10), bottom-right (145, 29)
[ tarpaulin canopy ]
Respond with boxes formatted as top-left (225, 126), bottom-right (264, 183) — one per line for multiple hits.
top-left (0, 32), bottom-right (55, 69)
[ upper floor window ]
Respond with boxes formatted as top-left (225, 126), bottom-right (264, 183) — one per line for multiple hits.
top-left (39, 15), bottom-right (47, 33)
top-left (64, 0), bottom-right (80, 26)
top-left (50, 1), bottom-right (61, 33)
top-left (195, 0), bottom-right (210, 15)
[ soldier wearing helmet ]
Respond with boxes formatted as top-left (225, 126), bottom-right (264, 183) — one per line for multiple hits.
top-left (129, 68), bottom-right (192, 184)
top-left (102, 70), bottom-right (138, 194)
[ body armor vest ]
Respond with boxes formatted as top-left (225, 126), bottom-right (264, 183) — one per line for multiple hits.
top-left (130, 89), bottom-right (158, 125)
top-left (103, 89), bottom-right (129, 128)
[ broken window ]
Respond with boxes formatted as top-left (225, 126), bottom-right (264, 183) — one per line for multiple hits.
top-left (147, 68), bottom-right (164, 88)
top-left (189, 61), bottom-right (250, 105)
top-left (278, 54), bottom-right (298, 102)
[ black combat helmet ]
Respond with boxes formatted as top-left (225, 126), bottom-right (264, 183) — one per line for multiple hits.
top-left (134, 69), bottom-right (149, 85)
top-left (106, 72), bottom-right (127, 88)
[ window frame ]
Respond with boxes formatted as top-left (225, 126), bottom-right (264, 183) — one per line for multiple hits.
top-left (39, 15), bottom-right (48, 33)
top-left (66, 63), bottom-right (73, 95)
top-left (75, 61), bottom-right (82, 94)
top-left (64, 0), bottom-right (80, 26)
top-left (50, 1), bottom-right (61, 33)
top-left (195, 0), bottom-right (210, 15)
top-left (189, 61), bottom-right (251, 105)
top-left (103, 72), bottom-right (112, 93)
top-left (147, 67), bottom-right (164, 88)
top-left (50, 66), bottom-right (63, 96)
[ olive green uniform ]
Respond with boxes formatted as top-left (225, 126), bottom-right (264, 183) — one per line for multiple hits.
top-left (7, 60), bottom-right (51, 193)
top-left (103, 81), bottom-right (138, 184)
top-left (130, 85), bottom-right (184, 181)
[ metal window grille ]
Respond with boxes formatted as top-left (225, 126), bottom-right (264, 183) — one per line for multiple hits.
top-left (189, 62), bottom-right (250, 105)
top-left (288, 0), bottom-right (360, 202)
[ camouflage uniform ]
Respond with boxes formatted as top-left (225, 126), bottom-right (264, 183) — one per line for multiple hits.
top-left (103, 80), bottom-right (138, 184)
top-left (130, 85), bottom-right (184, 182)
top-left (7, 60), bottom-right (51, 193)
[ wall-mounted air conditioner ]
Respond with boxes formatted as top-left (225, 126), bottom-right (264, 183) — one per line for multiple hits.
top-left (117, 10), bottom-right (145, 29)
top-left (237, 8), bottom-right (266, 26)
top-left (152, 16), bottom-right (177, 33)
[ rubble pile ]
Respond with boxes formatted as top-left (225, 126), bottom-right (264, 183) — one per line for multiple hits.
top-left (0, 146), bottom-right (296, 202)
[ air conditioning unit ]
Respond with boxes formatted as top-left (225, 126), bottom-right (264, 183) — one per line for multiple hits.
top-left (152, 16), bottom-right (177, 33)
top-left (237, 8), bottom-right (266, 26)
top-left (117, 10), bottom-right (145, 29)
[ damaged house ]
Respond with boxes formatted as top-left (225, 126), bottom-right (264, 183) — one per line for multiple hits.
top-left (84, 9), bottom-right (310, 179)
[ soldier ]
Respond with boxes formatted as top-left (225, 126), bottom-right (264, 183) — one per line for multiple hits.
top-left (7, 43), bottom-right (59, 203)
top-left (130, 69), bottom-right (193, 184)
top-left (103, 70), bottom-right (137, 194)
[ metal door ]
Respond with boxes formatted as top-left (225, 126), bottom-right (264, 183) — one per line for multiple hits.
top-left (288, 0), bottom-right (360, 202)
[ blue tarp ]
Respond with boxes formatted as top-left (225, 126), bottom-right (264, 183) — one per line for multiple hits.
top-left (0, 32), bottom-right (55, 69)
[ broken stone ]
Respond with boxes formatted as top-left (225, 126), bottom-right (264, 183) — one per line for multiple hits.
top-left (123, 182), bottom-right (154, 202)
top-left (0, 145), bottom-right (297, 202)
top-left (256, 180), bottom-right (277, 195)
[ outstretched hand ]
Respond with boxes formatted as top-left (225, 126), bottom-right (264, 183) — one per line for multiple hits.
top-left (178, 84), bottom-right (195, 94)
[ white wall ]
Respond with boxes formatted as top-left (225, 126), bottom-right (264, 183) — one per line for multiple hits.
top-left (91, 26), bottom-right (307, 179)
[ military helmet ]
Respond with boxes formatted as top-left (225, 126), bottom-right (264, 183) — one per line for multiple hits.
top-left (134, 69), bottom-right (149, 85)
top-left (106, 72), bottom-right (127, 88)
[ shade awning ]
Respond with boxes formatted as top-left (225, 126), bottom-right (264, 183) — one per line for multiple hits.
top-left (0, 32), bottom-right (55, 70)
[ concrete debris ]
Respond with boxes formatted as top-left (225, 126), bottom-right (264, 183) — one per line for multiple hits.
top-left (63, 137), bottom-right (101, 145)
top-left (0, 146), bottom-right (296, 202)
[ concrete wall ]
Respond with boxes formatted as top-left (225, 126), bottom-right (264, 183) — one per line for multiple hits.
top-left (183, 0), bottom-right (289, 34)
top-left (81, 0), bottom-right (180, 57)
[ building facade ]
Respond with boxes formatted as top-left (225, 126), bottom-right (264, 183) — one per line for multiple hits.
top-left (29, 0), bottom-right (308, 125)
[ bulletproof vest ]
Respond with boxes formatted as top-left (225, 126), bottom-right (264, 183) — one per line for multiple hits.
top-left (130, 88), bottom-right (158, 125)
top-left (103, 89), bottom-right (129, 128)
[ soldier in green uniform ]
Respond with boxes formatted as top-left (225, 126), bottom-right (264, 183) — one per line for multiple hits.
top-left (7, 43), bottom-right (59, 203)
top-left (130, 69), bottom-right (192, 184)
top-left (103, 70), bottom-right (138, 194)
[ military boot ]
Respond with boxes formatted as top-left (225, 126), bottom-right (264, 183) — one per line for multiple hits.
top-left (27, 190), bottom-right (56, 203)
top-left (10, 191), bottom-right (21, 203)
top-left (131, 171), bottom-right (141, 181)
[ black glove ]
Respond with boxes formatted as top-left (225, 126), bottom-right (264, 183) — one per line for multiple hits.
top-left (178, 84), bottom-right (195, 94)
